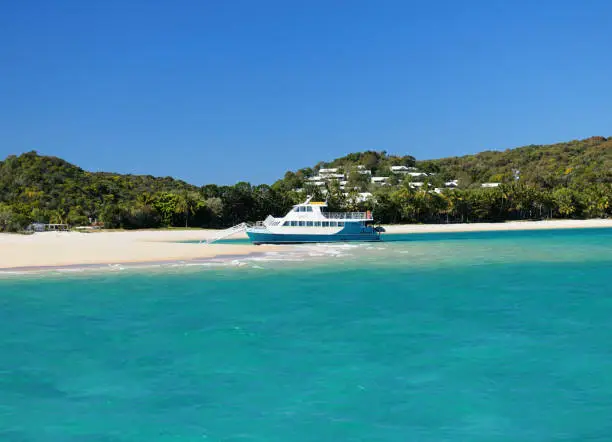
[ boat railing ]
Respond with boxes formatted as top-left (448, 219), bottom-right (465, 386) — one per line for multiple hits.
top-left (204, 222), bottom-right (249, 244)
top-left (322, 212), bottom-right (369, 220)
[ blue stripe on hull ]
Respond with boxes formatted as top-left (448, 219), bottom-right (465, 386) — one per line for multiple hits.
top-left (246, 231), bottom-right (380, 244)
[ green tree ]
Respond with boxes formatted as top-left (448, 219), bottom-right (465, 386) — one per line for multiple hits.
top-left (153, 192), bottom-right (180, 227)
top-left (0, 204), bottom-right (17, 232)
top-left (50, 207), bottom-right (68, 224)
top-left (176, 191), bottom-right (204, 227)
top-left (553, 188), bottom-right (578, 218)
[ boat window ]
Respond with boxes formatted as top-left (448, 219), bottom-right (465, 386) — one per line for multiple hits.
top-left (283, 221), bottom-right (290, 226)
top-left (330, 221), bottom-right (337, 227)
top-left (338, 222), bottom-right (344, 227)
top-left (322, 221), bottom-right (329, 227)
top-left (314, 221), bottom-right (321, 227)
top-left (306, 221), bottom-right (313, 226)
top-left (306, 206), bottom-right (313, 212)
top-left (299, 221), bottom-right (305, 226)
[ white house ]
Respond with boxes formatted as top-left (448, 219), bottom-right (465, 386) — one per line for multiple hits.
top-left (371, 176), bottom-right (388, 185)
top-left (407, 172), bottom-right (428, 178)
top-left (390, 165), bottom-right (418, 173)
top-left (408, 182), bottom-right (425, 188)
top-left (481, 182), bottom-right (501, 188)
top-left (319, 168), bottom-right (340, 176)
top-left (309, 172), bottom-right (345, 181)
top-left (445, 180), bottom-right (459, 187)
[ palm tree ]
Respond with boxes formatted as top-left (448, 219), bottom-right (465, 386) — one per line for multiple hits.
top-left (175, 191), bottom-right (204, 227)
top-left (136, 192), bottom-right (155, 208)
top-left (50, 207), bottom-right (68, 225)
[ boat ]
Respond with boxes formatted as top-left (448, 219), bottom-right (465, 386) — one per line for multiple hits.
top-left (246, 196), bottom-right (382, 244)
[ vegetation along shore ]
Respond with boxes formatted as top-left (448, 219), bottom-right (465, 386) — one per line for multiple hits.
top-left (0, 136), bottom-right (610, 233)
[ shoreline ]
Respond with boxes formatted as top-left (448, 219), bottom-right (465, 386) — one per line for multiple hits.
top-left (0, 229), bottom-right (283, 272)
top-left (0, 251), bottom-right (268, 276)
top-left (381, 218), bottom-right (612, 234)
top-left (0, 219), bottom-right (610, 273)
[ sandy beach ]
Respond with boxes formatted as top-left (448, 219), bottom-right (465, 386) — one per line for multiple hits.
top-left (0, 219), bottom-right (610, 271)
top-left (0, 229), bottom-right (266, 271)
top-left (381, 219), bottom-right (612, 234)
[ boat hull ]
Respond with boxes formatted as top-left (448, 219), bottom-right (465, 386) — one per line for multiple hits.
top-left (246, 230), bottom-right (381, 244)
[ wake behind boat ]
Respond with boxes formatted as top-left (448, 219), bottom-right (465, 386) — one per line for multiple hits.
top-left (245, 197), bottom-right (381, 244)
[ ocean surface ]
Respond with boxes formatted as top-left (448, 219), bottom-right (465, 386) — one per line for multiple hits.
top-left (1, 228), bottom-right (612, 441)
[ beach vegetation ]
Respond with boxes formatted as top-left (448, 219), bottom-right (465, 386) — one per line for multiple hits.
top-left (0, 136), bottom-right (610, 231)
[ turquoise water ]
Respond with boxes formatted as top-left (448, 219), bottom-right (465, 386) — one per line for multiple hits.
top-left (1, 228), bottom-right (612, 441)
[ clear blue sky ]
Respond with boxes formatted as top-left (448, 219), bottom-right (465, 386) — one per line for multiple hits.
top-left (1, 0), bottom-right (610, 185)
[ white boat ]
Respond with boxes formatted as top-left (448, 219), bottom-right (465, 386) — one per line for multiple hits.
top-left (246, 197), bottom-right (381, 244)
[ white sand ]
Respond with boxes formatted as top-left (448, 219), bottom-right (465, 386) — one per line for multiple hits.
top-left (0, 219), bottom-right (610, 270)
top-left (0, 229), bottom-right (257, 270)
top-left (381, 219), bottom-right (612, 234)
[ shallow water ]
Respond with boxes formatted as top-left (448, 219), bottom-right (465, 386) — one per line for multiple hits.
top-left (1, 228), bottom-right (612, 441)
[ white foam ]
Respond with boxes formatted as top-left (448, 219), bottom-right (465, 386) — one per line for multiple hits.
top-left (55, 268), bottom-right (85, 273)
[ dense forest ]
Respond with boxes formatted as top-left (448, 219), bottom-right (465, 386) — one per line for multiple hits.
top-left (0, 136), bottom-right (610, 232)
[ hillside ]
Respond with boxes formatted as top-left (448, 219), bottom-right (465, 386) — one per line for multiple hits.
top-left (274, 136), bottom-right (612, 190)
top-left (0, 151), bottom-right (198, 203)
top-left (0, 151), bottom-right (293, 231)
top-left (0, 137), bottom-right (611, 232)
top-left (423, 136), bottom-right (612, 187)
top-left (0, 151), bottom-right (200, 226)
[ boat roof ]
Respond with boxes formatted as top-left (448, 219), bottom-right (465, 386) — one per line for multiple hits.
top-left (294, 196), bottom-right (328, 207)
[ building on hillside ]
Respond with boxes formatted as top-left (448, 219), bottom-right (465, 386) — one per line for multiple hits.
top-left (445, 180), bottom-right (459, 187)
top-left (408, 182), bottom-right (425, 188)
top-left (371, 176), bottom-right (389, 185)
top-left (406, 172), bottom-right (428, 178)
top-left (314, 170), bottom-right (345, 180)
top-left (390, 165), bottom-right (418, 173)
top-left (319, 168), bottom-right (340, 176)
top-left (481, 182), bottom-right (501, 188)
top-left (355, 165), bottom-right (372, 175)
